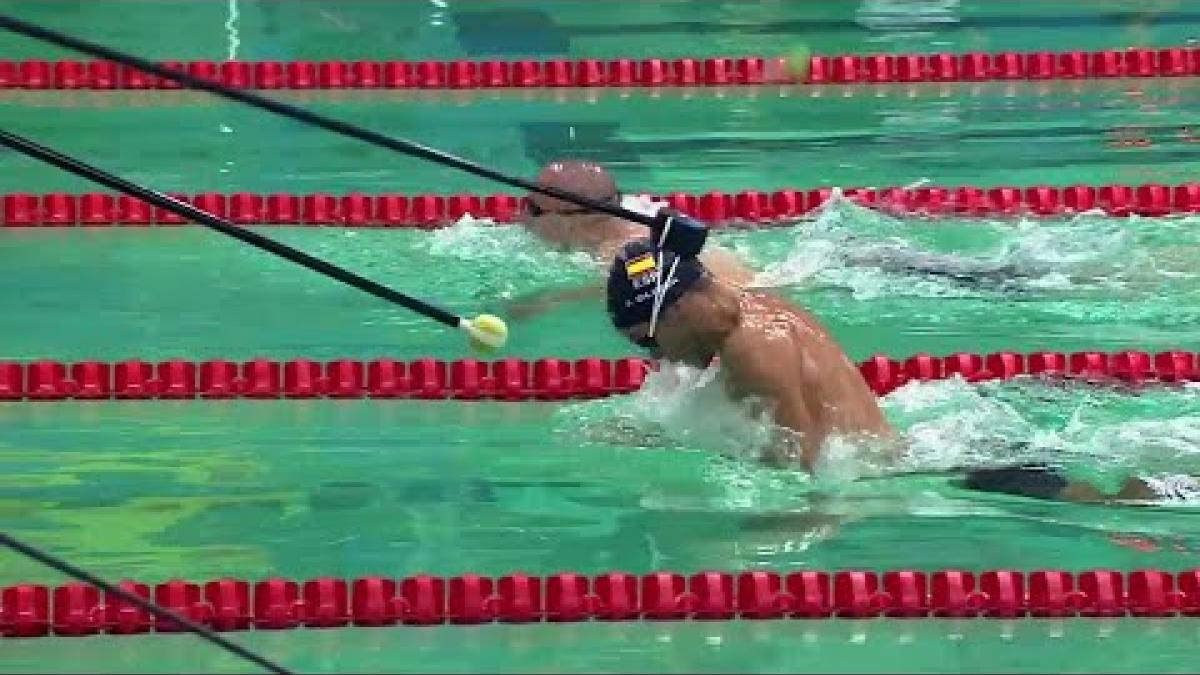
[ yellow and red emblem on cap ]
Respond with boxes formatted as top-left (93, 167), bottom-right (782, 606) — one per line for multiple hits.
top-left (624, 252), bottom-right (656, 279)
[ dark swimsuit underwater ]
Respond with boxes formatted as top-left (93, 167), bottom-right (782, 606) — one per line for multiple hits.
top-left (960, 463), bottom-right (1068, 500)
top-left (960, 463), bottom-right (1200, 503)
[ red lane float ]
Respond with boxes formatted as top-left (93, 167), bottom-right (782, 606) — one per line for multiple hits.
top-left (4, 568), bottom-right (1198, 638)
top-left (3, 48), bottom-right (1194, 90)
top-left (5, 182), bottom-right (1198, 228)
top-left (0, 351), bottom-right (1193, 403)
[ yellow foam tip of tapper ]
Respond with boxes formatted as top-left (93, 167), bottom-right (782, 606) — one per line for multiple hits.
top-left (462, 314), bottom-right (508, 354)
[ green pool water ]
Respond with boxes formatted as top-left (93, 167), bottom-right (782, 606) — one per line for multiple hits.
top-left (2, 1), bottom-right (1200, 673)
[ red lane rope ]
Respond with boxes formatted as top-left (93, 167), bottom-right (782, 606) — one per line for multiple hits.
top-left (4, 183), bottom-right (1198, 228)
top-left (1, 47), bottom-right (1197, 91)
top-left (4, 568), bottom-right (1199, 637)
top-left (0, 351), bottom-right (1194, 404)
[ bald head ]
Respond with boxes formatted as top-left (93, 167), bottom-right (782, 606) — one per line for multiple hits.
top-left (528, 160), bottom-right (619, 214)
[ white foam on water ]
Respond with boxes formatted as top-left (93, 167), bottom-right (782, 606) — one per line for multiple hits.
top-left (567, 360), bottom-right (1200, 508)
top-left (746, 191), bottom-right (1180, 299)
top-left (410, 189), bottom-right (1195, 311)
top-left (424, 214), bottom-right (591, 272)
top-left (418, 193), bottom-right (670, 292)
top-left (568, 361), bottom-right (776, 461)
top-left (415, 214), bottom-right (597, 302)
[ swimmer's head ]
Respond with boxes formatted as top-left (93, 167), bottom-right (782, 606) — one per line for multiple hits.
top-left (607, 238), bottom-right (734, 366)
top-left (525, 159), bottom-right (619, 221)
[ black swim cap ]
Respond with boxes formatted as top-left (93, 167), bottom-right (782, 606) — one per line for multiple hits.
top-left (607, 238), bottom-right (705, 329)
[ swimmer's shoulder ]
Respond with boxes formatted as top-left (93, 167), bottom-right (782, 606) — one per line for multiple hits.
top-left (740, 291), bottom-right (826, 336)
top-left (719, 313), bottom-right (803, 392)
top-left (752, 291), bottom-right (835, 343)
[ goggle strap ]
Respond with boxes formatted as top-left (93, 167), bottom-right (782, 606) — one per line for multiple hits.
top-left (648, 255), bottom-right (679, 338)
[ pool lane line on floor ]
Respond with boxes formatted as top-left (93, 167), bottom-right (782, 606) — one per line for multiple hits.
top-left (3, 76), bottom-right (1196, 109)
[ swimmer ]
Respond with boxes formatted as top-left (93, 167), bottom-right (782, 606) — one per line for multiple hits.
top-left (515, 161), bottom-right (1059, 316)
top-left (507, 160), bottom-right (755, 318)
top-left (963, 463), bottom-right (1200, 506)
top-left (606, 237), bottom-right (895, 472)
top-left (842, 241), bottom-right (1033, 287)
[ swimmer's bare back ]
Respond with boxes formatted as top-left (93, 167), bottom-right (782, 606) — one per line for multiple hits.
top-left (717, 291), bottom-right (894, 471)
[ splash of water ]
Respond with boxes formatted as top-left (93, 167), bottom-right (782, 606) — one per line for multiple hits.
top-left (566, 358), bottom-right (1200, 504)
top-left (568, 362), bottom-right (774, 459)
top-left (424, 192), bottom-right (664, 269)
top-left (415, 194), bottom-right (681, 306)
top-left (424, 215), bottom-right (590, 271)
top-left (416, 214), bottom-right (596, 302)
top-left (882, 376), bottom-right (1040, 472)
top-left (747, 191), bottom-right (1164, 299)
top-left (419, 192), bottom-right (667, 281)
top-left (417, 189), bottom-right (1190, 307)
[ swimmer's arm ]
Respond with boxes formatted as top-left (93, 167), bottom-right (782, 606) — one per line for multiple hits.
top-left (721, 344), bottom-right (820, 471)
top-left (503, 282), bottom-right (605, 321)
top-left (761, 388), bottom-right (821, 471)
